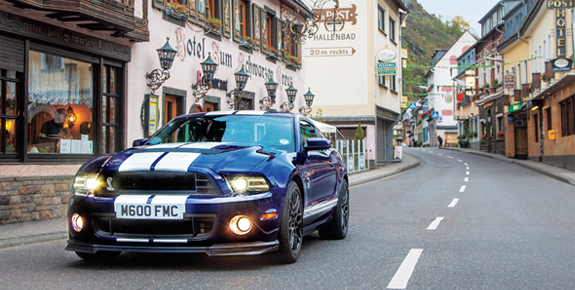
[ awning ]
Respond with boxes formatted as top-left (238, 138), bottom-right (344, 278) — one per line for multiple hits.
top-left (310, 119), bottom-right (337, 134)
top-left (524, 74), bottom-right (575, 110)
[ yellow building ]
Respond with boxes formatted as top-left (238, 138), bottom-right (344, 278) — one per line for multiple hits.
top-left (499, 0), bottom-right (575, 170)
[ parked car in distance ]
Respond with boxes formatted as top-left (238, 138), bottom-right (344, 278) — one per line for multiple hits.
top-left (66, 110), bottom-right (349, 263)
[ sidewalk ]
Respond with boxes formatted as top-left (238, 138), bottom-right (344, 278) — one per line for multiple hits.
top-left (442, 147), bottom-right (575, 186)
top-left (2, 149), bottom-right (573, 250)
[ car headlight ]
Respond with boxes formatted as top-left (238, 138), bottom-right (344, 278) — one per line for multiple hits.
top-left (73, 174), bottom-right (102, 195)
top-left (224, 175), bottom-right (269, 194)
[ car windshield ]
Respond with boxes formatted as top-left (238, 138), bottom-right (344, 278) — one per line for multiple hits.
top-left (147, 114), bottom-right (295, 152)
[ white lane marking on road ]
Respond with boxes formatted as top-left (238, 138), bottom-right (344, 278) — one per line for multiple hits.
top-left (458, 159), bottom-right (463, 162)
top-left (427, 217), bottom-right (444, 230)
top-left (466, 167), bottom-right (470, 170)
top-left (459, 185), bottom-right (466, 192)
top-left (464, 177), bottom-right (469, 182)
top-left (466, 171), bottom-right (470, 176)
top-left (387, 249), bottom-right (424, 289)
top-left (447, 156), bottom-right (453, 159)
top-left (437, 153), bottom-right (443, 156)
top-left (464, 163), bottom-right (468, 166)
top-left (448, 198), bottom-right (459, 208)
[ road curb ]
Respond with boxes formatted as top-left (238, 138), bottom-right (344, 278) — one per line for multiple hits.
top-left (0, 231), bottom-right (68, 249)
top-left (349, 157), bottom-right (421, 187)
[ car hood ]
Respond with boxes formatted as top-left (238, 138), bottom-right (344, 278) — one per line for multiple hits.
top-left (99, 142), bottom-right (275, 175)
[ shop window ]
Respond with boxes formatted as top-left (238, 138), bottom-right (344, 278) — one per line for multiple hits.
top-left (546, 107), bottom-right (551, 132)
top-left (534, 113), bottom-right (539, 142)
top-left (102, 65), bottom-right (121, 154)
top-left (0, 69), bottom-right (20, 155)
top-left (560, 96), bottom-right (574, 137)
top-left (27, 51), bottom-right (94, 154)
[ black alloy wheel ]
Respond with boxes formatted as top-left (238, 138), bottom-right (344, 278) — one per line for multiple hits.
top-left (276, 181), bottom-right (303, 263)
top-left (318, 179), bottom-right (349, 239)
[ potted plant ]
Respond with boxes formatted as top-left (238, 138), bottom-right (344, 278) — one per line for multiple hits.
top-left (206, 18), bottom-right (222, 30)
top-left (497, 131), bottom-right (505, 139)
top-left (165, 0), bottom-right (187, 18)
top-left (469, 131), bottom-right (478, 138)
top-left (240, 36), bottom-right (256, 49)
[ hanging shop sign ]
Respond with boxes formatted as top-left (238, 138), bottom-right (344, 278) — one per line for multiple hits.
top-left (377, 48), bottom-right (397, 62)
top-left (377, 62), bottom-right (397, 75)
top-left (551, 57), bottom-right (573, 72)
top-left (504, 74), bottom-right (514, 90)
top-left (508, 102), bottom-right (524, 113)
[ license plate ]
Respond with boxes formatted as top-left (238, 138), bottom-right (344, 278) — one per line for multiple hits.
top-left (114, 195), bottom-right (187, 220)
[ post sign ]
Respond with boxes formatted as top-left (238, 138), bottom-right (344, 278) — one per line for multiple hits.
top-left (409, 102), bottom-right (417, 110)
top-left (432, 111), bottom-right (439, 119)
top-left (377, 69), bottom-right (397, 76)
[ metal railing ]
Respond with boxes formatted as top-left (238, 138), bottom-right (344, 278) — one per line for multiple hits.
top-left (335, 139), bottom-right (370, 173)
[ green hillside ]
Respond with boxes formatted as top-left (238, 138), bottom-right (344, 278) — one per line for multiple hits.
top-left (403, 0), bottom-right (470, 102)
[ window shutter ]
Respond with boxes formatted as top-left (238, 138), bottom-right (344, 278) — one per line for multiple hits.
top-left (197, 0), bottom-right (206, 24)
top-left (261, 9), bottom-right (268, 54)
top-left (276, 18), bottom-right (283, 59)
top-left (252, 4), bottom-right (261, 51)
top-left (223, 0), bottom-right (232, 38)
top-left (233, 0), bottom-right (241, 42)
top-left (187, 0), bottom-right (197, 22)
top-left (0, 34), bottom-right (24, 72)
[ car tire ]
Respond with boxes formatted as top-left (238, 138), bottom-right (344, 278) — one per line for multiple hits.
top-left (318, 179), bottom-right (349, 240)
top-left (276, 181), bottom-right (303, 264)
top-left (75, 251), bottom-right (121, 261)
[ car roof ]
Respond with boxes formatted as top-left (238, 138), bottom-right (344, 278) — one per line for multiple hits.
top-left (176, 110), bottom-right (298, 119)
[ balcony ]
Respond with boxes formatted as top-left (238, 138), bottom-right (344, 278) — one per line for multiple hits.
top-left (6, 0), bottom-right (149, 42)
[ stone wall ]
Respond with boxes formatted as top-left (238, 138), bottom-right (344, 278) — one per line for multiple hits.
top-left (0, 176), bottom-right (73, 225)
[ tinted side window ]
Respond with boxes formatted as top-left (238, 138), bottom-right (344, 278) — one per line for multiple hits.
top-left (299, 120), bottom-right (318, 148)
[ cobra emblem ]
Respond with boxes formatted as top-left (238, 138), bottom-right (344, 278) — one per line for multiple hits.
top-left (106, 177), bottom-right (115, 191)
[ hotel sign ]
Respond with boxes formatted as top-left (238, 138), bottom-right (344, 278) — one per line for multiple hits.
top-left (547, 1), bottom-right (570, 57)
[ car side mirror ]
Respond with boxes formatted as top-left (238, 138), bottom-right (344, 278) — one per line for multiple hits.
top-left (132, 139), bottom-right (148, 147)
top-left (304, 138), bottom-right (331, 151)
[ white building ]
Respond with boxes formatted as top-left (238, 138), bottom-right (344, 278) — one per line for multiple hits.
top-left (304, 0), bottom-right (408, 166)
top-left (424, 31), bottom-right (476, 146)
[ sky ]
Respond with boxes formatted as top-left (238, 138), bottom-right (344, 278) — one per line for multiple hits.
top-left (415, 0), bottom-right (502, 35)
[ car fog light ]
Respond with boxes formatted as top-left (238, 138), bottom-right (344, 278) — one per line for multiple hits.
top-left (230, 215), bottom-right (252, 235)
top-left (71, 213), bottom-right (84, 232)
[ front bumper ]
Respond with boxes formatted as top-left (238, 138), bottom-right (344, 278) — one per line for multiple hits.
top-left (66, 191), bottom-right (283, 256)
top-left (66, 238), bottom-right (280, 256)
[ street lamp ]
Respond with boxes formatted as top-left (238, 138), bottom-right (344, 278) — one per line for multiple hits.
top-left (146, 38), bottom-right (178, 94)
top-left (299, 87), bottom-right (315, 116)
top-left (282, 0), bottom-right (340, 44)
top-left (260, 77), bottom-right (279, 110)
top-left (192, 53), bottom-right (219, 102)
top-left (226, 66), bottom-right (251, 109)
top-left (281, 84), bottom-right (298, 112)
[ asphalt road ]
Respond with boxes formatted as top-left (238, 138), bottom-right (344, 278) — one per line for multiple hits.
top-left (1, 148), bottom-right (574, 290)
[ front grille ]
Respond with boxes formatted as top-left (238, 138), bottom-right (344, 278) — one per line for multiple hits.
top-left (91, 212), bottom-right (216, 240)
top-left (95, 171), bottom-right (219, 197)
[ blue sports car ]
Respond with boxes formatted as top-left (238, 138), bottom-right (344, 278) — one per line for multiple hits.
top-left (66, 111), bottom-right (349, 263)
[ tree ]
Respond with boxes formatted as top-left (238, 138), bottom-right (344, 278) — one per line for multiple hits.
top-left (354, 123), bottom-right (365, 140)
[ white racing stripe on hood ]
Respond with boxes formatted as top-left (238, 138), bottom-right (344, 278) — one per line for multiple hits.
top-left (154, 152), bottom-right (200, 172)
top-left (179, 142), bottom-right (222, 149)
top-left (119, 152), bottom-right (165, 172)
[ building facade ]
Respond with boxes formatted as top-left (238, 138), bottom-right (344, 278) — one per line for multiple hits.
top-left (304, 0), bottom-right (408, 166)
top-left (0, 0), bottom-right (311, 224)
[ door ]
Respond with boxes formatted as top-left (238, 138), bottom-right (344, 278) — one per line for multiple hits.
top-left (164, 94), bottom-right (178, 124)
top-left (298, 120), bottom-right (337, 221)
top-left (515, 127), bottom-right (528, 159)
